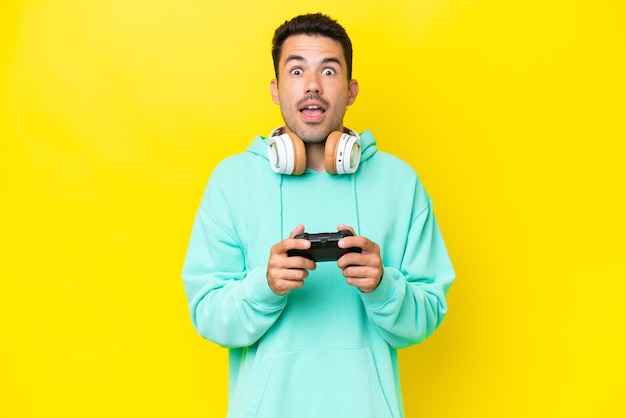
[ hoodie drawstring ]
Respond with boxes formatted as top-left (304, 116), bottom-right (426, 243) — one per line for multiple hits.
top-left (351, 173), bottom-right (361, 235)
top-left (279, 174), bottom-right (285, 240)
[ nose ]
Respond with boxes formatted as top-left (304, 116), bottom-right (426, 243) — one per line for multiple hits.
top-left (304, 73), bottom-right (322, 94)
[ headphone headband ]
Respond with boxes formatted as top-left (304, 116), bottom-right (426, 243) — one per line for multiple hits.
top-left (269, 127), bottom-right (359, 139)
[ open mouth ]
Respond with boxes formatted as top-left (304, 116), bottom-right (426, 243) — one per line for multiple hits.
top-left (299, 102), bottom-right (327, 119)
top-left (298, 94), bottom-right (329, 115)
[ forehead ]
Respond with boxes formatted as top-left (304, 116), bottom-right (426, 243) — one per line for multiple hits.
top-left (279, 34), bottom-right (346, 66)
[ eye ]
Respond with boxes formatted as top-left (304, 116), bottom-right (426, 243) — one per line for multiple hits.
top-left (322, 68), bottom-right (336, 76)
top-left (290, 68), bottom-right (303, 75)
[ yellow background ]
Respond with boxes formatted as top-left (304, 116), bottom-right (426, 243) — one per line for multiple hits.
top-left (1, 0), bottom-right (624, 417)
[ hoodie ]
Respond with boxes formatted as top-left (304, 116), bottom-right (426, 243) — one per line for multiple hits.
top-left (182, 130), bottom-right (455, 418)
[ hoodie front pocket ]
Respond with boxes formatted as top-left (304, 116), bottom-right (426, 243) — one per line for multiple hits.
top-left (241, 347), bottom-right (393, 418)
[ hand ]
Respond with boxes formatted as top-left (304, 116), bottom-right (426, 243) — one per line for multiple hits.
top-left (336, 224), bottom-right (383, 293)
top-left (267, 224), bottom-right (317, 295)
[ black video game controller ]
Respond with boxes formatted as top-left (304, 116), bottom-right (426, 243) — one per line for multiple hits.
top-left (287, 230), bottom-right (362, 262)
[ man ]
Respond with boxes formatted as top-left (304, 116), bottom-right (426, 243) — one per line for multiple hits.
top-left (182, 13), bottom-right (455, 418)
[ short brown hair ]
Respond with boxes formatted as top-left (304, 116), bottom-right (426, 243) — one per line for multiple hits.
top-left (271, 13), bottom-right (353, 81)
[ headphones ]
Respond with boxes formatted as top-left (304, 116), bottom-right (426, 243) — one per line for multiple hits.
top-left (267, 127), bottom-right (361, 175)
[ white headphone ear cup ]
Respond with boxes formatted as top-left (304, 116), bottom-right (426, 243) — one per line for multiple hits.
top-left (341, 133), bottom-right (361, 174)
top-left (268, 134), bottom-right (294, 174)
top-left (325, 131), bottom-right (361, 174)
top-left (324, 131), bottom-right (343, 174)
top-left (267, 132), bottom-right (307, 175)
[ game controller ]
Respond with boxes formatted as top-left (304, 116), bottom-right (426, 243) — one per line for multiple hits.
top-left (287, 230), bottom-right (362, 262)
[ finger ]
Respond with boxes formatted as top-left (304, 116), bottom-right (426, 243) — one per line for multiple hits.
top-left (337, 251), bottom-right (362, 269)
top-left (338, 251), bottom-right (382, 273)
top-left (342, 264), bottom-right (379, 279)
top-left (267, 256), bottom-right (313, 295)
top-left (284, 254), bottom-right (317, 271)
top-left (268, 247), bottom-right (316, 271)
top-left (342, 264), bottom-right (383, 293)
top-left (289, 224), bottom-right (306, 239)
top-left (272, 266), bottom-right (310, 282)
top-left (345, 276), bottom-right (380, 293)
top-left (340, 236), bottom-right (380, 256)
top-left (337, 224), bottom-right (356, 235)
top-left (271, 234), bottom-right (311, 257)
top-left (268, 272), bottom-right (307, 295)
top-left (336, 224), bottom-right (362, 251)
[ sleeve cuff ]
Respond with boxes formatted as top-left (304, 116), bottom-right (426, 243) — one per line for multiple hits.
top-left (359, 267), bottom-right (399, 309)
top-left (244, 267), bottom-right (287, 310)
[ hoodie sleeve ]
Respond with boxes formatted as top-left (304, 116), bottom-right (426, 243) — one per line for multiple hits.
top-left (359, 189), bottom-right (455, 349)
top-left (182, 167), bottom-right (287, 348)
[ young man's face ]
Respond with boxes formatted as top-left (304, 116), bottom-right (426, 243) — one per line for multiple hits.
top-left (270, 34), bottom-right (359, 144)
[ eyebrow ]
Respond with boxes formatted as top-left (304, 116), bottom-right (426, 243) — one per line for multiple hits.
top-left (285, 55), bottom-right (342, 67)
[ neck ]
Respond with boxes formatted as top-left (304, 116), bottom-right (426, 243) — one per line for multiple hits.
top-left (305, 142), bottom-right (326, 172)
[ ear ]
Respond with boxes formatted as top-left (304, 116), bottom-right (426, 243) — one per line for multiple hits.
top-left (347, 79), bottom-right (359, 106)
top-left (270, 79), bottom-right (280, 104)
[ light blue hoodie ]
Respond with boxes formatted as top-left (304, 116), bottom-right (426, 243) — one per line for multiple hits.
top-left (182, 130), bottom-right (455, 418)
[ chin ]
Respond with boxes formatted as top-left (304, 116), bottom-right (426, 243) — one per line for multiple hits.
top-left (302, 133), bottom-right (330, 144)
top-left (293, 126), bottom-right (329, 143)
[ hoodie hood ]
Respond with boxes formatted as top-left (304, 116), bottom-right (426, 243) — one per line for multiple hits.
top-left (246, 129), bottom-right (378, 173)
